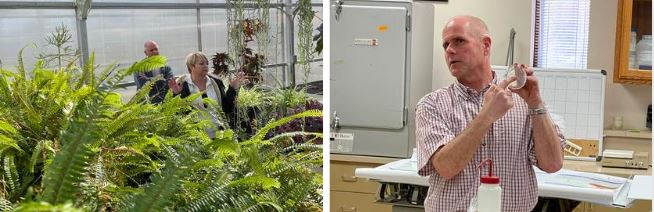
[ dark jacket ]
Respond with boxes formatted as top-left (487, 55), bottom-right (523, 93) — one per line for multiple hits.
top-left (134, 65), bottom-right (174, 104)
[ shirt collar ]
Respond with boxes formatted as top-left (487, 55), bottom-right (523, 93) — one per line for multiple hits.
top-left (453, 71), bottom-right (498, 100)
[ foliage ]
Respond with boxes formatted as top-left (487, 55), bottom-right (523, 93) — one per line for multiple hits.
top-left (37, 24), bottom-right (80, 70)
top-left (125, 55), bottom-right (168, 75)
top-left (297, 0), bottom-right (316, 85)
top-left (0, 41), bottom-right (322, 211)
top-left (314, 23), bottom-right (323, 55)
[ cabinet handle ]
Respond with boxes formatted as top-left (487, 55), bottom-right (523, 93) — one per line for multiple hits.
top-left (341, 175), bottom-right (357, 182)
top-left (341, 206), bottom-right (357, 212)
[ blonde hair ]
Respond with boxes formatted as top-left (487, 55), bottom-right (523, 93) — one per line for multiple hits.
top-left (185, 52), bottom-right (208, 73)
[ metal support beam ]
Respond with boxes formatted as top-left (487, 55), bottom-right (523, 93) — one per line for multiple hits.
top-left (75, 0), bottom-right (91, 67)
top-left (0, 1), bottom-right (317, 9)
top-left (0, 1), bottom-right (319, 9)
top-left (196, 0), bottom-right (202, 51)
top-left (283, 0), bottom-right (296, 88)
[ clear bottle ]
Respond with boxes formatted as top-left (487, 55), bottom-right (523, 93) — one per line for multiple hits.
top-left (629, 29), bottom-right (638, 69)
top-left (637, 35), bottom-right (652, 69)
top-left (477, 159), bottom-right (501, 212)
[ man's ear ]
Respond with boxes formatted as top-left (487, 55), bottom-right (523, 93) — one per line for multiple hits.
top-left (482, 36), bottom-right (491, 55)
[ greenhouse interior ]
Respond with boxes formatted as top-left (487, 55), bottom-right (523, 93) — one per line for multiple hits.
top-left (0, 0), bottom-right (323, 211)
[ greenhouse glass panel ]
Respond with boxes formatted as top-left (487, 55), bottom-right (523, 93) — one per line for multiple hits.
top-left (0, 0), bottom-right (72, 1)
top-left (86, 9), bottom-right (199, 80)
top-left (93, 0), bottom-right (196, 2)
top-left (0, 9), bottom-right (76, 72)
top-left (200, 8), bottom-right (230, 65)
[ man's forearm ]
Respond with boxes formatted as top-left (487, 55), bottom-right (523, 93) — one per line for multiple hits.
top-left (431, 114), bottom-right (493, 180)
top-left (532, 111), bottom-right (563, 173)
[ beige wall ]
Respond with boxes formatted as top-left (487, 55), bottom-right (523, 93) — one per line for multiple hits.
top-left (589, 0), bottom-right (652, 129)
top-left (428, 0), bottom-right (652, 130)
top-left (430, 0), bottom-right (534, 89)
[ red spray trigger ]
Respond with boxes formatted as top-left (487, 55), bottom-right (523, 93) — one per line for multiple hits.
top-left (479, 159), bottom-right (499, 184)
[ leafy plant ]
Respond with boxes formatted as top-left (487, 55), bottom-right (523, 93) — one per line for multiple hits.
top-left (0, 42), bottom-right (322, 211)
top-left (297, 0), bottom-right (315, 85)
top-left (37, 24), bottom-right (80, 70)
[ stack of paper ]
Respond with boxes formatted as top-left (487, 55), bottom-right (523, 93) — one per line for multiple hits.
top-left (534, 167), bottom-right (630, 206)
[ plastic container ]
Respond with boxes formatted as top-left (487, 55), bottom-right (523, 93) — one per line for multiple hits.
top-left (477, 159), bottom-right (502, 212)
top-left (629, 30), bottom-right (638, 69)
top-left (637, 35), bottom-right (652, 69)
top-left (505, 63), bottom-right (526, 89)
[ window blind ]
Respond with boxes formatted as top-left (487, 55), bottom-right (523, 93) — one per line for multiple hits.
top-left (534, 0), bottom-right (590, 69)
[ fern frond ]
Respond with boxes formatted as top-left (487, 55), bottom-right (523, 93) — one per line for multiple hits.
top-left (125, 75), bottom-right (159, 105)
top-left (245, 109), bottom-right (322, 144)
top-left (3, 156), bottom-right (19, 196)
top-left (281, 142), bottom-right (322, 153)
top-left (267, 132), bottom-right (322, 144)
top-left (126, 55), bottom-right (168, 75)
top-left (0, 197), bottom-right (12, 211)
top-left (0, 69), bottom-right (12, 105)
top-left (182, 179), bottom-right (229, 212)
top-left (125, 158), bottom-right (188, 212)
top-left (192, 159), bottom-right (224, 170)
top-left (17, 43), bottom-right (36, 80)
top-left (0, 120), bottom-right (23, 155)
top-left (13, 201), bottom-right (84, 212)
top-left (206, 130), bottom-right (239, 158)
top-left (96, 63), bottom-right (117, 89)
top-left (229, 175), bottom-right (280, 190)
top-left (75, 52), bottom-right (96, 89)
top-left (42, 96), bottom-right (104, 204)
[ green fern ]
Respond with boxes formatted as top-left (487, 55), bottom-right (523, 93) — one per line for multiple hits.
top-left (13, 201), bottom-right (83, 212)
top-left (125, 158), bottom-right (188, 212)
top-left (42, 95), bottom-right (105, 204)
top-left (3, 156), bottom-right (19, 196)
top-left (126, 55), bottom-right (168, 75)
top-left (0, 197), bottom-right (12, 211)
top-left (229, 175), bottom-right (280, 189)
top-left (245, 109), bottom-right (322, 144)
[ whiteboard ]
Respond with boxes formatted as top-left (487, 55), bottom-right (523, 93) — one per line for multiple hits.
top-left (492, 66), bottom-right (606, 156)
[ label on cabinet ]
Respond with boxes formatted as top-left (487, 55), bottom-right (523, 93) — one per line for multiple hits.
top-left (331, 133), bottom-right (354, 153)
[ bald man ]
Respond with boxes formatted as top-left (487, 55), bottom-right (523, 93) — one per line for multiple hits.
top-left (415, 15), bottom-right (564, 211)
top-left (134, 40), bottom-right (174, 104)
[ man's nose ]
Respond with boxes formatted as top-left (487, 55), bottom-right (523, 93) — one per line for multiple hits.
top-left (445, 45), bottom-right (456, 54)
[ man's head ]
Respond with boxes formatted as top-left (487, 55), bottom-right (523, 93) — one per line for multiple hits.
top-left (144, 40), bottom-right (160, 57)
top-left (441, 15), bottom-right (491, 81)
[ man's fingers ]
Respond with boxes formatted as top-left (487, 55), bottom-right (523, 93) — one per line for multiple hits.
top-left (499, 76), bottom-right (516, 89)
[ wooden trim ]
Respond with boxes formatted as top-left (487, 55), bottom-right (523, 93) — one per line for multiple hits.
top-left (613, 0), bottom-right (652, 85)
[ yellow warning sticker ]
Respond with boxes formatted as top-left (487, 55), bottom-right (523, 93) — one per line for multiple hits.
top-left (378, 25), bottom-right (388, 32)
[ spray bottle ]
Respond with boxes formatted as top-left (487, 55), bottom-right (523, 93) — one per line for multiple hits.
top-left (477, 159), bottom-right (501, 212)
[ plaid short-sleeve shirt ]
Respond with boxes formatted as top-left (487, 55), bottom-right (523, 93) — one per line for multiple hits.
top-left (415, 74), bottom-right (564, 212)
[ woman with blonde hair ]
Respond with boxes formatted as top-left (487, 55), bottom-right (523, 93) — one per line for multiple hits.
top-left (168, 52), bottom-right (246, 138)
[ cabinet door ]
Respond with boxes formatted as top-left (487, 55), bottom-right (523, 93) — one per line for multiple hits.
top-left (331, 191), bottom-right (392, 212)
top-left (331, 4), bottom-right (408, 129)
top-left (614, 0), bottom-right (652, 84)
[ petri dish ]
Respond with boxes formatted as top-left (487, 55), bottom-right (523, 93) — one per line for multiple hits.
top-left (505, 64), bottom-right (526, 89)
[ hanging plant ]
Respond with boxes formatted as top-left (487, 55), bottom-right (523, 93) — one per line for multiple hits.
top-left (296, 0), bottom-right (315, 85)
top-left (254, 0), bottom-right (271, 58)
top-left (226, 0), bottom-right (246, 73)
